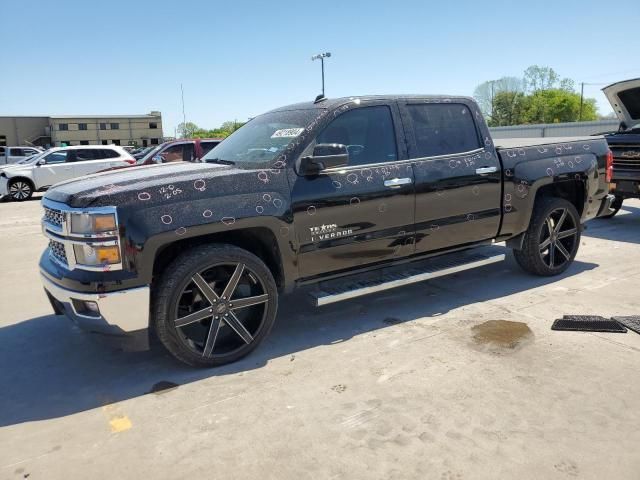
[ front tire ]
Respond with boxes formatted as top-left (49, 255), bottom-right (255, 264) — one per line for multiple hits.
top-left (513, 197), bottom-right (581, 276)
top-left (153, 244), bottom-right (278, 367)
top-left (8, 178), bottom-right (33, 201)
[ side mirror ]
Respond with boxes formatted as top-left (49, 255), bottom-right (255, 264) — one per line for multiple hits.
top-left (300, 144), bottom-right (349, 175)
top-left (37, 159), bottom-right (45, 166)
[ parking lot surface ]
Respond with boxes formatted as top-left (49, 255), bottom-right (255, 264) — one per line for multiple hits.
top-left (1, 195), bottom-right (639, 480)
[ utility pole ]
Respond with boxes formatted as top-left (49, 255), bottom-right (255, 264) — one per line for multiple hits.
top-left (579, 82), bottom-right (584, 122)
top-left (181, 83), bottom-right (187, 137)
top-left (311, 52), bottom-right (331, 97)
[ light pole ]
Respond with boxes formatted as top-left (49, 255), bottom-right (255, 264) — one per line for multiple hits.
top-left (311, 52), bottom-right (331, 97)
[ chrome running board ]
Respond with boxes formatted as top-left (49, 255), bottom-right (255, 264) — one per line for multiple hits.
top-left (309, 248), bottom-right (506, 307)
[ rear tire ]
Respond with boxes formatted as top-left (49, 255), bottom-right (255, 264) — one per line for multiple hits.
top-left (513, 197), bottom-right (581, 276)
top-left (599, 195), bottom-right (623, 219)
top-left (8, 178), bottom-right (33, 201)
top-left (153, 244), bottom-right (278, 367)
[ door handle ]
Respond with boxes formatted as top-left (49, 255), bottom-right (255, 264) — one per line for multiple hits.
top-left (384, 177), bottom-right (412, 188)
top-left (476, 166), bottom-right (497, 175)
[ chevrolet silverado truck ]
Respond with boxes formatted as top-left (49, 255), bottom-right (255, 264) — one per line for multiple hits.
top-left (39, 95), bottom-right (614, 367)
top-left (599, 78), bottom-right (640, 218)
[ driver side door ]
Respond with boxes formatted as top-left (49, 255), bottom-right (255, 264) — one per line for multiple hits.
top-left (290, 102), bottom-right (415, 280)
top-left (33, 151), bottom-right (73, 188)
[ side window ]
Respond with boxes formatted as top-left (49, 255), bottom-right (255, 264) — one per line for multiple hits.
top-left (200, 141), bottom-right (219, 156)
top-left (316, 105), bottom-right (397, 166)
top-left (10, 148), bottom-right (23, 156)
top-left (161, 144), bottom-right (185, 163)
top-left (75, 149), bottom-right (101, 161)
top-left (45, 152), bottom-right (68, 164)
top-left (102, 149), bottom-right (120, 159)
top-left (406, 103), bottom-right (480, 158)
top-left (0, 147), bottom-right (5, 156)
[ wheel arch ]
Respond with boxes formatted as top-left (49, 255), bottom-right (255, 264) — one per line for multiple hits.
top-left (7, 175), bottom-right (36, 190)
top-left (151, 226), bottom-right (286, 292)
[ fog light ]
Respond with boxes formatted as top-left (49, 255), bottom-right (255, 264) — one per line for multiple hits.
top-left (84, 301), bottom-right (99, 313)
top-left (74, 244), bottom-right (121, 265)
top-left (72, 299), bottom-right (101, 317)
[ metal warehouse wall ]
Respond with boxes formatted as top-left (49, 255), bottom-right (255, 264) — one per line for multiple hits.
top-left (489, 120), bottom-right (619, 139)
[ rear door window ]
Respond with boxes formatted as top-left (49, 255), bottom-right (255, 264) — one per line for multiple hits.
top-left (405, 103), bottom-right (480, 158)
top-left (75, 149), bottom-right (102, 161)
top-left (10, 148), bottom-right (24, 156)
top-left (101, 149), bottom-right (120, 159)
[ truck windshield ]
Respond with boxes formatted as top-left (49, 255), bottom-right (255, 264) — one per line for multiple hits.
top-left (202, 109), bottom-right (324, 168)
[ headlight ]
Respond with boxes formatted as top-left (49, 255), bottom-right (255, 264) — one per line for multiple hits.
top-left (70, 213), bottom-right (117, 234)
top-left (73, 244), bottom-right (121, 266)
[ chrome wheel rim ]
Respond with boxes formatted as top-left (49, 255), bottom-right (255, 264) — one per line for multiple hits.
top-left (173, 262), bottom-right (269, 359)
top-left (538, 208), bottom-right (578, 269)
top-left (9, 181), bottom-right (31, 200)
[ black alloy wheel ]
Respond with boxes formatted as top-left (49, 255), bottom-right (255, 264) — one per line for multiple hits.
top-left (537, 207), bottom-right (579, 269)
top-left (513, 197), bottom-right (581, 276)
top-left (154, 245), bottom-right (278, 367)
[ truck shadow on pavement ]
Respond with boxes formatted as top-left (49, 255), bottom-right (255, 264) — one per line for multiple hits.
top-left (585, 204), bottom-right (640, 244)
top-left (0, 254), bottom-right (598, 428)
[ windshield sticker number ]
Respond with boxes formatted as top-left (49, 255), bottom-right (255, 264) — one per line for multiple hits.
top-left (271, 128), bottom-right (304, 139)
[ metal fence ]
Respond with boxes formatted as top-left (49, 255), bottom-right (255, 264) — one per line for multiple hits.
top-left (489, 120), bottom-right (619, 139)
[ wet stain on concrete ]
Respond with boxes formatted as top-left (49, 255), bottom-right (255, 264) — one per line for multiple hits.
top-left (148, 381), bottom-right (179, 395)
top-left (472, 320), bottom-right (533, 350)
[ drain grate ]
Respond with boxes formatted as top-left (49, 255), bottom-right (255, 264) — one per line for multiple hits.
top-left (552, 315), bottom-right (627, 333)
top-left (611, 316), bottom-right (640, 335)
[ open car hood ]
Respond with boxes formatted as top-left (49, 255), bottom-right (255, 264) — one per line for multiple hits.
top-left (603, 78), bottom-right (640, 131)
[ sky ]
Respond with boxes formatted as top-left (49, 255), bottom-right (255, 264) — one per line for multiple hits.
top-left (2, 0), bottom-right (639, 136)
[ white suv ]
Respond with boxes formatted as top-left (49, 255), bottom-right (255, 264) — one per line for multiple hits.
top-left (0, 145), bottom-right (135, 201)
top-left (0, 146), bottom-right (43, 165)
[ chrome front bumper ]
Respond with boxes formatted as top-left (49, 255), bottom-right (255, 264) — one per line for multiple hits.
top-left (597, 193), bottom-right (617, 217)
top-left (41, 274), bottom-right (150, 343)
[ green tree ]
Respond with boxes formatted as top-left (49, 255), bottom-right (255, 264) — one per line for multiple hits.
top-left (474, 65), bottom-right (599, 126)
top-left (176, 122), bottom-right (199, 138)
top-left (487, 91), bottom-right (528, 127)
top-left (522, 89), bottom-right (597, 124)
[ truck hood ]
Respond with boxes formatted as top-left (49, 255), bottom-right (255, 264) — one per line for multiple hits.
top-left (44, 162), bottom-right (239, 208)
top-left (603, 78), bottom-right (640, 131)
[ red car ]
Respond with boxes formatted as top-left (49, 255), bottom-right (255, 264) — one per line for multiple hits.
top-left (137, 138), bottom-right (223, 165)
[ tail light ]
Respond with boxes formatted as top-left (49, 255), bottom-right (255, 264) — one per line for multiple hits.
top-left (124, 158), bottom-right (136, 165)
top-left (605, 150), bottom-right (614, 183)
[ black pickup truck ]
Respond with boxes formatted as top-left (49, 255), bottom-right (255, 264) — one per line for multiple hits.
top-left (39, 95), bottom-right (614, 367)
top-left (599, 79), bottom-right (640, 217)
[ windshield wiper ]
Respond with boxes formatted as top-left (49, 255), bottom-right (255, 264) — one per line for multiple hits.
top-left (206, 158), bottom-right (236, 165)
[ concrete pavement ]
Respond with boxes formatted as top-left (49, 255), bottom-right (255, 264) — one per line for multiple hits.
top-left (1, 195), bottom-right (639, 480)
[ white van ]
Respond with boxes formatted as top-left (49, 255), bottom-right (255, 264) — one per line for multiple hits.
top-left (0, 145), bottom-right (134, 201)
top-left (0, 146), bottom-right (43, 165)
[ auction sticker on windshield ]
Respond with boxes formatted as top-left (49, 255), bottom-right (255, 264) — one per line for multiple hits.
top-left (271, 128), bottom-right (305, 138)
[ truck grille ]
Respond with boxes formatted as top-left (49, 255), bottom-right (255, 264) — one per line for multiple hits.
top-left (612, 145), bottom-right (640, 172)
top-left (49, 239), bottom-right (68, 265)
top-left (44, 207), bottom-right (65, 228)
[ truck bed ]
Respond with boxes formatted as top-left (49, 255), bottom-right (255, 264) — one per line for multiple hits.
top-left (494, 136), bottom-right (603, 149)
